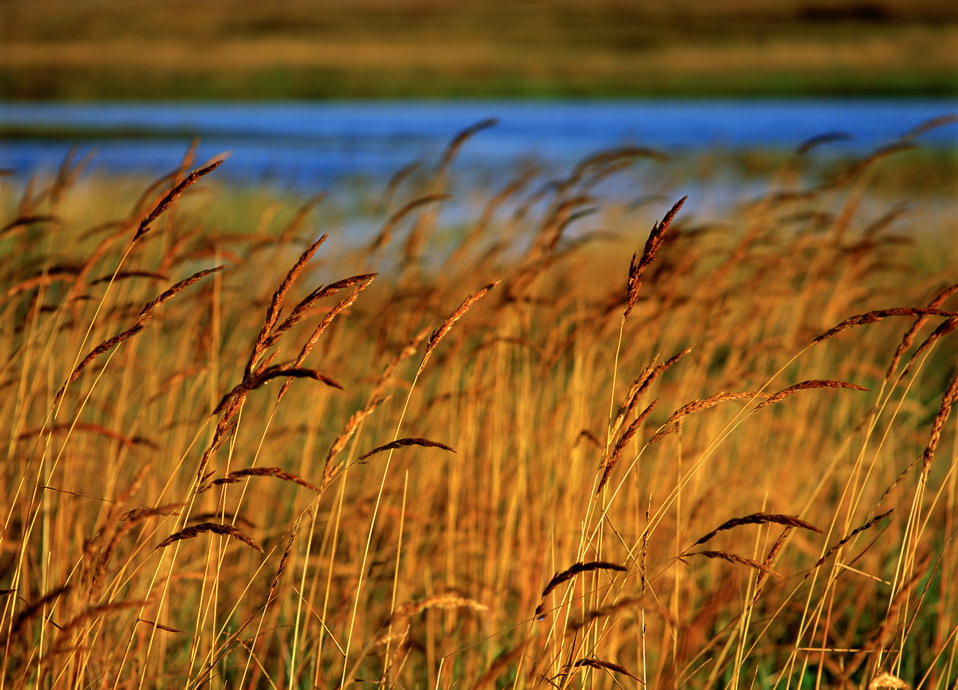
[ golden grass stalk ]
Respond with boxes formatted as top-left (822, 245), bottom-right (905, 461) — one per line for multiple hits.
top-left (244, 233), bottom-right (328, 378)
top-left (278, 275), bottom-right (378, 403)
top-left (688, 550), bottom-right (781, 577)
top-left (19, 423), bottom-right (156, 449)
top-left (322, 396), bottom-right (390, 484)
top-left (920, 372), bottom-right (958, 478)
top-left (842, 553), bottom-right (931, 680)
top-left (419, 282), bottom-right (498, 373)
top-left (568, 656), bottom-right (641, 681)
top-left (897, 317), bottom-right (958, 379)
top-left (753, 526), bottom-right (795, 602)
top-left (754, 379), bottom-right (868, 410)
top-left (55, 600), bottom-right (149, 640)
top-left (813, 307), bottom-right (958, 344)
top-left (133, 160), bottom-right (223, 242)
top-left (535, 561), bottom-right (627, 617)
top-left (154, 522), bottom-right (263, 554)
top-left (384, 592), bottom-right (488, 631)
top-left (625, 196), bottom-right (687, 319)
top-left (354, 438), bottom-right (456, 465)
top-left (261, 273), bottom-right (377, 351)
top-left (136, 618), bottom-right (183, 634)
top-left (4, 585), bottom-right (70, 645)
top-left (436, 118), bottom-right (498, 175)
top-left (885, 283), bottom-right (958, 377)
top-left (597, 399), bottom-right (657, 494)
top-left (690, 512), bottom-right (822, 548)
top-left (206, 467), bottom-right (321, 493)
top-left (900, 113), bottom-right (958, 140)
top-left (54, 265), bottom-right (224, 404)
top-left (810, 509), bottom-right (894, 574)
top-left (368, 194), bottom-right (450, 252)
top-left (565, 596), bottom-right (677, 634)
top-left (212, 365), bottom-right (342, 416)
top-left (649, 391), bottom-right (765, 444)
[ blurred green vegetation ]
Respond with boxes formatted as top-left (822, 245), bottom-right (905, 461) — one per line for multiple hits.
top-left (2, 0), bottom-right (956, 100)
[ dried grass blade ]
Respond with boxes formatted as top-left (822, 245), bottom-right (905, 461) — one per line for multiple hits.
top-left (899, 317), bottom-right (958, 378)
top-left (263, 273), bottom-right (377, 349)
top-left (57, 600), bottom-right (149, 637)
top-left (137, 618), bottom-right (183, 634)
top-left (753, 526), bottom-right (795, 602)
top-left (650, 391), bottom-right (765, 444)
top-left (6, 585), bottom-right (70, 641)
top-left (437, 118), bottom-right (498, 173)
top-left (322, 395), bottom-right (390, 483)
top-left (386, 592), bottom-right (488, 629)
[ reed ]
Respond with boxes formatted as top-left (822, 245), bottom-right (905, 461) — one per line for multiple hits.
top-left (0, 124), bottom-right (955, 688)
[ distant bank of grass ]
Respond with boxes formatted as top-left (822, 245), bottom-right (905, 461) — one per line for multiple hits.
top-left (1, 120), bottom-right (956, 688)
top-left (2, 0), bottom-right (957, 100)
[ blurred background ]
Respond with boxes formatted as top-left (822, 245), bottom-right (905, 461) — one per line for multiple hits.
top-left (1, 0), bottom-right (956, 190)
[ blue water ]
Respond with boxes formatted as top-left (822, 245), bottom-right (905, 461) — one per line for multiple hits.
top-left (1, 100), bottom-right (955, 188)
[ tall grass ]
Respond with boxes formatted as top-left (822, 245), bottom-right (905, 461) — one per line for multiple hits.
top-left (0, 124), bottom-right (956, 688)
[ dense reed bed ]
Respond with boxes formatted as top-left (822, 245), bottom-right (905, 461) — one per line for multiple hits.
top-left (1, 123), bottom-right (956, 688)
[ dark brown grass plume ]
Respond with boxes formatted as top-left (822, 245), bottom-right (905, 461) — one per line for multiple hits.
top-left (625, 196), bottom-right (687, 319)
top-left (354, 438), bottom-right (456, 465)
top-left (885, 283), bottom-right (958, 378)
top-left (155, 522), bottom-right (264, 553)
top-left (419, 282), bottom-right (498, 372)
top-left (920, 372), bottom-right (958, 478)
top-left (134, 160), bottom-right (223, 242)
top-left (535, 561), bottom-right (627, 616)
top-left (688, 550), bottom-right (781, 577)
top-left (690, 512), bottom-right (822, 548)
top-left (810, 509), bottom-right (894, 574)
top-left (567, 657), bottom-right (641, 681)
top-left (54, 266), bottom-right (224, 404)
top-left (813, 308), bottom-right (958, 344)
top-left (597, 399), bottom-right (657, 493)
top-left (212, 365), bottom-right (341, 416)
top-left (754, 379), bottom-right (868, 410)
top-left (243, 233), bottom-right (328, 378)
top-left (206, 467), bottom-right (321, 493)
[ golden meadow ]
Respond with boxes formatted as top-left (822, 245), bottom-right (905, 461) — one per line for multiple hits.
top-left (1, 120), bottom-right (956, 688)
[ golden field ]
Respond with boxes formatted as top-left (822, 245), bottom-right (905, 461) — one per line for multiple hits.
top-left (0, 124), bottom-right (957, 688)
top-left (2, 0), bottom-right (957, 99)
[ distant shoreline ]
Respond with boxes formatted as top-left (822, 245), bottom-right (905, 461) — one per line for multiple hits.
top-left (3, 0), bottom-right (956, 101)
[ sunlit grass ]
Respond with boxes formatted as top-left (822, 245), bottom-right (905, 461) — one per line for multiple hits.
top-left (0, 126), bottom-right (956, 688)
